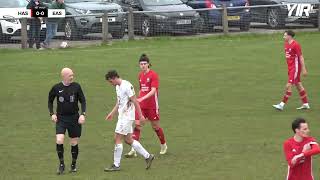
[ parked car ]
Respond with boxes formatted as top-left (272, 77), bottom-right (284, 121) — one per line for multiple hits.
top-left (0, 0), bottom-right (46, 42)
top-left (113, 0), bottom-right (202, 36)
top-left (42, 0), bottom-right (126, 39)
top-left (249, 0), bottom-right (319, 28)
top-left (183, 0), bottom-right (251, 31)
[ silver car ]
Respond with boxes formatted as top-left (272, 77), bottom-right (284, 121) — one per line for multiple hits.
top-left (44, 0), bottom-right (126, 39)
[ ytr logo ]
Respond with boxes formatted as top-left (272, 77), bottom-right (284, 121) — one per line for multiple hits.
top-left (287, 3), bottom-right (314, 17)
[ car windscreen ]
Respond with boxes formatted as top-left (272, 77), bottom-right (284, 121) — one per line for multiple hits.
top-left (142, 0), bottom-right (183, 6)
top-left (0, 0), bottom-right (28, 8)
top-left (64, 0), bottom-right (101, 3)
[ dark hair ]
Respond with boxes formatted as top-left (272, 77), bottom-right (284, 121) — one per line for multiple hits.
top-left (292, 117), bottom-right (306, 133)
top-left (285, 30), bottom-right (295, 38)
top-left (105, 70), bottom-right (119, 80)
top-left (139, 53), bottom-right (152, 67)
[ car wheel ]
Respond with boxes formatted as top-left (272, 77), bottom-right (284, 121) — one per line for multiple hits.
top-left (267, 8), bottom-right (285, 29)
top-left (141, 18), bottom-right (153, 37)
top-left (65, 18), bottom-right (80, 40)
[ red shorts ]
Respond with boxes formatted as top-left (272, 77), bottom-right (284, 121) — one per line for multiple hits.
top-left (135, 109), bottom-right (160, 122)
top-left (288, 67), bottom-right (301, 85)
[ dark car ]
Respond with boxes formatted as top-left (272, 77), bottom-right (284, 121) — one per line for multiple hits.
top-left (42, 0), bottom-right (126, 39)
top-left (183, 0), bottom-right (251, 31)
top-left (249, 0), bottom-right (319, 28)
top-left (114, 0), bottom-right (201, 36)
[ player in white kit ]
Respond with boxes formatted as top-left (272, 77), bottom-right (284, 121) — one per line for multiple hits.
top-left (104, 70), bottom-right (154, 172)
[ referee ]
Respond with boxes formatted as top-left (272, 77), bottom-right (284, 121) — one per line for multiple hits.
top-left (48, 67), bottom-right (86, 175)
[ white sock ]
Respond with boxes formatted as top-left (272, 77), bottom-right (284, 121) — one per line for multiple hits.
top-left (280, 102), bottom-right (285, 107)
top-left (131, 140), bottom-right (150, 159)
top-left (114, 144), bottom-right (123, 167)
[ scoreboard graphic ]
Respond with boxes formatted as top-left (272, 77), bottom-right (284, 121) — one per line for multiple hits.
top-left (0, 8), bottom-right (65, 18)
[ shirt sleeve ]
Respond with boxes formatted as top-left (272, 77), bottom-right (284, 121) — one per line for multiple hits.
top-left (126, 82), bottom-right (135, 98)
top-left (151, 72), bottom-right (159, 88)
top-left (48, 86), bottom-right (56, 114)
top-left (283, 141), bottom-right (295, 167)
top-left (303, 137), bottom-right (320, 157)
top-left (77, 84), bottom-right (86, 114)
top-left (295, 43), bottom-right (302, 57)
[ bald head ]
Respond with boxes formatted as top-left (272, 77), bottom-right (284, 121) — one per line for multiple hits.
top-left (61, 67), bottom-right (74, 85)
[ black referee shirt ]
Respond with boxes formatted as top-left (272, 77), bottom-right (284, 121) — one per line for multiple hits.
top-left (48, 82), bottom-right (86, 116)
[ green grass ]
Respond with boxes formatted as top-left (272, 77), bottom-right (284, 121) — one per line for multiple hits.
top-left (1, 32), bottom-right (320, 180)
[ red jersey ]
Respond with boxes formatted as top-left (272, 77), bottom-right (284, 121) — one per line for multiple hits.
top-left (284, 40), bottom-right (302, 71)
top-left (138, 70), bottom-right (159, 110)
top-left (283, 136), bottom-right (317, 180)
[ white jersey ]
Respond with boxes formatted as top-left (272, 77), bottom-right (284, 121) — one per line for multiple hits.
top-left (116, 80), bottom-right (135, 121)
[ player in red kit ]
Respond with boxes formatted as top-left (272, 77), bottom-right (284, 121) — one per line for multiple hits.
top-left (283, 118), bottom-right (320, 180)
top-left (125, 54), bottom-right (168, 158)
top-left (273, 30), bottom-right (310, 111)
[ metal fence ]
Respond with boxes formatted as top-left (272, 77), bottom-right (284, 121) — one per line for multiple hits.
top-left (0, 3), bottom-right (319, 49)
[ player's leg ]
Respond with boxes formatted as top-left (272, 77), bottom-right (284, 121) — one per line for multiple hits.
top-left (124, 134), bottom-right (154, 170)
top-left (56, 121), bottom-right (66, 175)
top-left (68, 118), bottom-right (81, 173)
top-left (150, 120), bottom-right (167, 155)
top-left (296, 82), bottom-right (310, 110)
top-left (133, 110), bottom-right (148, 141)
top-left (273, 82), bottom-right (292, 111)
top-left (146, 109), bottom-right (167, 154)
top-left (125, 111), bottom-right (147, 158)
top-left (104, 133), bottom-right (123, 172)
top-left (105, 120), bottom-right (126, 172)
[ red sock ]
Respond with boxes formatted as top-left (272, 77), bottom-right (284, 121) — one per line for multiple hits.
top-left (299, 90), bottom-right (309, 104)
top-left (132, 127), bottom-right (141, 141)
top-left (282, 91), bottom-right (292, 103)
top-left (155, 128), bottom-right (166, 144)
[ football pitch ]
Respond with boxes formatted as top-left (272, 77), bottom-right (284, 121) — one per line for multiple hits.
top-left (1, 32), bottom-right (320, 180)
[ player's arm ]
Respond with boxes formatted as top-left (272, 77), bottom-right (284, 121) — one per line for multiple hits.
top-left (138, 87), bottom-right (156, 102)
top-left (77, 84), bottom-right (86, 124)
top-left (48, 86), bottom-right (56, 115)
top-left (303, 142), bottom-right (320, 157)
top-left (130, 95), bottom-right (144, 120)
top-left (300, 55), bottom-right (307, 76)
top-left (106, 101), bottom-right (118, 121)
top-left (296, 43), bottom-right (307, 76)
top-left (284, 141), bottom-right (303, 167)
top-left (78, 84), bottom-right (86, 115)
top-left (48, 86), bottom-right (57, 122)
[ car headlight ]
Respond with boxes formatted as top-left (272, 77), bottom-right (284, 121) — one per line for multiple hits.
top-left (194, 12), bottom-right (200, 18)
top-left (74, 9), bottom-right (92, 15)
top-left (3, 15), bottom-right (19, 24)
top-left (118, 8), bottom-right (123, 12)
top-left (155, 15), bottom-right (168, 19)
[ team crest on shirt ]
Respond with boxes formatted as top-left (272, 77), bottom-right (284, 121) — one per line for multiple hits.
top-left (147, 78), bottom-right (150, 82)
top-left (59, 96), bottom-right (64, 102)
top-left (292, 149), bottom-right (296, 152)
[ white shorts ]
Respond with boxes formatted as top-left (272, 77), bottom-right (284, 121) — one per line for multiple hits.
top-left (115, 119), bottom-right (134, 135)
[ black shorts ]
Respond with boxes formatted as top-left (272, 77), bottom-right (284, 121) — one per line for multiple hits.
top-left (56, 114), bottom-right (81, 138)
